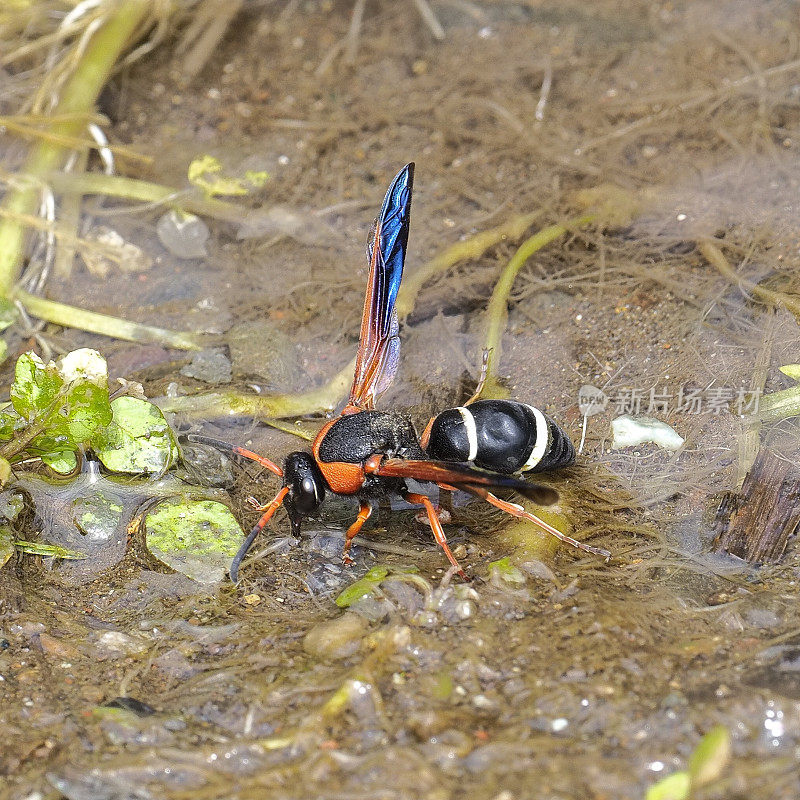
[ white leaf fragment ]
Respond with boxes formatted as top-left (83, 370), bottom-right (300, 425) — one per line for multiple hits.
top-left (611, 414), bottom-right (684, 451)
top-left (57, 348), bottom-right (108, 386)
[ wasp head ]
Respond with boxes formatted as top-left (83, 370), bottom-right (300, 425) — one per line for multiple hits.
top-left (282, 452), bottom-right (325, 532)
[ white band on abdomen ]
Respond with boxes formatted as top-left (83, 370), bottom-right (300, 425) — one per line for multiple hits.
top-left (456, 406), bottom-right (478, 462)
top-left (523, 405), bottom-right (548, 470)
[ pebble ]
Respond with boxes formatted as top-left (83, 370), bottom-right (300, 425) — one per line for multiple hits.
top-left (94, 631), bottom-right (150, 658)
top-left (303, 613), bottom-right (367, 660)
top-left (152, 648), bottom-right (199, 679)
top-left (156, 210), bottom-right (209, 259)
top-left (180, 348), bottom-right (232, 384)
top-left (38, 633), bottom-right (82, 661)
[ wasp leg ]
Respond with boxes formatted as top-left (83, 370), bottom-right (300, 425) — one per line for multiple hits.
top-left (461, 485), bottom-right (611, 560)
top-left (342, 501), bottom-right (373, 565)
top-left (187, 434), bottom-right (283, 478)
top-left (464, 348), bottom-right (491, 405)
top-left (230, 485), bottom-right (290, 583)
top-left (404, 490), bottom-right (468, 580)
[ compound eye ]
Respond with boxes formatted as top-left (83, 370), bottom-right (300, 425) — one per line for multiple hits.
top-left (293, 474), bottom-right (321, 514)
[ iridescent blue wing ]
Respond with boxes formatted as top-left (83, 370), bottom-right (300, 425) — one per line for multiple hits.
top-left (349, 162), bottom-right (414, 409)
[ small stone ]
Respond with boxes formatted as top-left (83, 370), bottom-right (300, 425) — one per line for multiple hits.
top-left (80, 685), bottom-right (105, 704)
top-left (520, 560), bottom-right (557, 582)
top-left (94, 631), bottom-right (149, 658)
top-left (152, 648), bottom-right (199, 679)
top-left (156, 210), bottom-right (209, 259)
top-left (180, 348), bottom-right (232, 384)
top-left (38, 633), bottom-right (82, 661)
top-left (243, 593), bottom-right (262, 606)
top-left (303, 613), bottom-right (367, 660)
top-left (81, 226), bottom-right (152, 276)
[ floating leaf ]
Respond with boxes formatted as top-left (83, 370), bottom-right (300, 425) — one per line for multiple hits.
top-left (94, 396), bottom-right (178, 474)
top-left (13, 540), bottom-right (87, 559)
top-left (0, 492), bottom-right (24, 522)
top-left (74, 493), bottom-right (125, 543)
top-left (688, 725), bottom-right (731, 787)
top-left (145, 498), bottom-right (244, 583)
top-left (244, 170), bottom-right (269, 188)
top-left (52, 381), bottom-right (112, 444)
top-left (432, 671), bottom-right (454, 700)
top-left (645, 772), bottom-right (690, 800)
top-left (156, 210), bottom-right (209, 259)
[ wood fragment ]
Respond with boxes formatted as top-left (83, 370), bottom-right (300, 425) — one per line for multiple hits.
top-left (713, 449), bottom-right (800, 563)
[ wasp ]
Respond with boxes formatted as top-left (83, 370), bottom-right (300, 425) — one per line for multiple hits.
top-left (194, 163), bottom-right (609, 581)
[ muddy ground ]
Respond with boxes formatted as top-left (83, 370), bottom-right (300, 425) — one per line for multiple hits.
top-left (3, 1), bottom-right (800, 798)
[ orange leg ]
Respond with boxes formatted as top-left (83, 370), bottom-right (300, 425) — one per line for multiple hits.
top-left (230, 445), bottom-right (284, 477)
top-left (405, 491), bottom-right (468, 579)
top-left (460, 485), bottom-right (611, 559)
top-left (187, 434), bottom-right (284, 478)
top-left (342, 501), bottom-right (373, 565)
top-left (230, 485), bottom-right (290, 582)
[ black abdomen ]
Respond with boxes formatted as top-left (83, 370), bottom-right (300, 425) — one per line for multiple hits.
top-left (426, 399), bottom-right (575, 474)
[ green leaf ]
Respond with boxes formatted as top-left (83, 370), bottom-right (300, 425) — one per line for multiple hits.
top-left (10, 352), bottom-right (64, 419)
top-left (244, 170), bottom-right (269, 188)
top-left (188, 155), bottom-right (248, 197)
top-left (58, 381), bottom-right (112, 443)
top-left (0, 525), bottom-right (14, 567)
top-left (0, 298), bottom-right (18, 332)
top-left (94, 396), bottom-right (178, 474)
top-left (645, 772), bottom-right (690, 800)
top-left (688, 725), bottom-right (731, 787)
top-left (41, 450), bottom-right (78, 474)
top-left (779, 364), bottom-right (800, 382)
top-left (336, 565), bottom-right (390, 607)
top-left (13, 540), bottom-right (87, 559)
top-left (145, 498), bottom-right (244, 583)
top-left (488, 556), bottom-right (526, 584)
top-left (25, 382), bottom-right (111, 463)
top-left (0, 411), bottom-right (22, 441)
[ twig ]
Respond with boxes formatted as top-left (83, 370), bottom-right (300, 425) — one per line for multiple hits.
top-left (0, 0), bottom-right (152, 296)
top-left (344, 0), bottom-right (366, 64)
top-left (395, 209), bottom-right (544, 320)
top-left (411, 0), bottom-right (446, 40)
top-left (575, 57), bottom-right (800, 156)
top-left (534, 56), bottom-right (553, 126)
top-left (15, 288), bottom-right (204, 351)
top-left (478, 215), bottom-right (595, 398)
top-left (698, 238), bottom-right (800, 318)
top-left (156, 358), bottom-right (356, 420)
